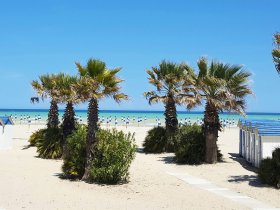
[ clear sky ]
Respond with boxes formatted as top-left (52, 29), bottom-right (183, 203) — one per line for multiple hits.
top-left (0, 0), bottom-right (279, 112)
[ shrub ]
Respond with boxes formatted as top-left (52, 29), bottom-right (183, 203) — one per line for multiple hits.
top-left (272, 147), bottom-right (280, 165)
top-left (258, 148), bottom-right (280, 188)
top-left (36, 127), bottom-right (63, 159)
top-left (165, 135), bottom-right (177, 153)
top-left (62, 125), bottom-right (87, 179)
top-left (143, 126), bottom-right (167, 153)
top-left (89, 129), bottom-right (136, 184)
top-left (174, 125), bottom-right (205, 164)
top-left (258, 158), bottom-right (278, 187)
top-left (29, 129), bottom-right (46, 146)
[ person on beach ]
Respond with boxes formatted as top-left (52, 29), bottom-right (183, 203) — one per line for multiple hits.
top-left (157, 119), bottom-right (161, 127)
top-left (179, 119), bottom-right (183, 127)
top-left (28, 117), bottom-right (31, 128)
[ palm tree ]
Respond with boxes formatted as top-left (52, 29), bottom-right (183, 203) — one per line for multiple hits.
top-left (31, 74), bottom-right (60, 129)
top-left (55, 73), bottom-right (79, 141)
top-left (272, 32), bottom-right (280, 74)
top-left (195, 58), bottom-right (252, 163)
top-left (144, 60), bottom-right (190, 135)
top-left (75, 58), bottom-right (128, 180)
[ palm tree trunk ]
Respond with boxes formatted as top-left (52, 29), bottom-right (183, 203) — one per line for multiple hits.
top-left (164, 96), bottom-right (178, 136)
top-left (82, 98), bottom-right (99, 181)
top-left (62, 102), bottom-right (76, 143)
top-left (204, 101), bottom-right (221, 163)
top-left (47, 99), bottom-right (59, 129)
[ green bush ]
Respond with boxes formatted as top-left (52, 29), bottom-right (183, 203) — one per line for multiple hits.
top-left (165, 135), bottom-right (177, 153)
top-left (258, 148), bottom-right (280, 188)
top-left (174, 125), bottom-right (205, 164)
top-left (89, 129), bottom-right (136, 184)
top-left (258, 158), bottom-right (278, 187)
top-left (62, 125), bottom-right (87, 179)
top-left (272, 148), bottom-right (280, 165)
top-left (36, 127), bottom-right (63, 159)
top-left (29, 129), bottom-right (46, 146)
top-left (143, 126), bottom-right (167, 153)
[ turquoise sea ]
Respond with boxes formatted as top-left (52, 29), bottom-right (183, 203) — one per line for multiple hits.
top-left (0, 109), bottom-right (280, 126)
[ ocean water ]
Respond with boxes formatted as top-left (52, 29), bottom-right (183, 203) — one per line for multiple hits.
top-left (0, 109), bottom-right (280, 127)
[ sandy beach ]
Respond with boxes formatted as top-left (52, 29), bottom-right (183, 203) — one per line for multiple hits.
top-left (0, 125), bottom-right (279, 210)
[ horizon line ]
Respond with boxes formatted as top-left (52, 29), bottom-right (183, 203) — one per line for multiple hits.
top-left (0, 108), bottom-right (279, 115)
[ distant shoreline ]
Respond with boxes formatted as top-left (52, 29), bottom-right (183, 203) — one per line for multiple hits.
top-left (0, 108), bottom-right (279, 115)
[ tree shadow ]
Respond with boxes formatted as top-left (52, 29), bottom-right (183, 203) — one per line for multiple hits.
top-left (227, 175), bottom-right (264, 188)
top-left (53, 173), bottom-right (80, 182)
top-left (53, 172), bottom-right (129, 186)
top-left (21, 145), bottom-right (32, 150)
top-left (13, 137), bottom-right (28, 140)
top-left (228, 153), bottom-right (257, 173)
top-left (159, 155), bottom-right (176, 164)
top-left (136, 147), bottom-right (144, 154)
top-left (227, 153), bottom-right (272, 188)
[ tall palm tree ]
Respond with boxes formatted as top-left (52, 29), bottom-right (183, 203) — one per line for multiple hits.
top-left (31, 74), bottom-right (60, 129)
top-left (55, 73), bottom-right (79, 141)
top-left (75, 58), bottom-right (128, 180)
top-left (144, 60), bottom-right (190, 135)
top-left (195, 58), bottom-right (252, 163)
top-left (272, 32), bottom-right (280, 74)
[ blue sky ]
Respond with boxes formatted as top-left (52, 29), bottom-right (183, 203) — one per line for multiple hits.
top-left (0, 0), bottom-right (279, 112)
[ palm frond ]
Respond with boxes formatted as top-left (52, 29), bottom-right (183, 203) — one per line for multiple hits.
top-left (196, 59), bottom-right (252, 114)
top-left (197, 57), bottom-right (208, 78)
top-left (113, 93), bottom-right (129, 103)
top-left (75, 59), bottom-right (127, 102)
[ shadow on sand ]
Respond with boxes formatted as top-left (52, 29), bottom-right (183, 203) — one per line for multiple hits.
top-left (21, 145), bottom-right (32, 150)
top-left (228, 153), bottom-right (258, 173)
top-left (136, 147), bottom-right (145, 154)
top-left (227, 153), bottom-right (268, 188)
top-left (159, 155), bottom-right (176, 164)
top-left (53, 172), bottom-right (128, 185)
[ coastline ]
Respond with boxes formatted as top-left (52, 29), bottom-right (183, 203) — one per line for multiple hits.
top-left (1, 109), bottom-right (280, 128)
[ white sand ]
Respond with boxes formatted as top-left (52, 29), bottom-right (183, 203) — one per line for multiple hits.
top-left (0, 125), bottom-right (279, 210)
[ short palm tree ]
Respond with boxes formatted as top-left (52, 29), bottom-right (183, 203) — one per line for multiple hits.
top-left (75, 58), bottom-right (128, 180)
top-left (31, 74), bottom-right (60, 129)
top-left (144, 60), bottom-right (189, 135)
top-left (195, 58), bottom-right (252, 163)
top-left (272, 32), bottom-right (280, 74)
top-left (55, 73), bottom-right (79, 141)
